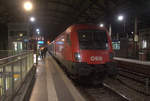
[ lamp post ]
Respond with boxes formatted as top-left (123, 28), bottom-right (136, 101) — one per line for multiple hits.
top-left (23, 1), bottom-right (39, 64)
top-left (23, 1), bottom-right (33, 50)
top-left (118, 15), bottom-right (125, 33)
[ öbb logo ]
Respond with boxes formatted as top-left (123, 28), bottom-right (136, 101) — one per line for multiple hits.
top-left (90, 56), bottom-right (103, 61)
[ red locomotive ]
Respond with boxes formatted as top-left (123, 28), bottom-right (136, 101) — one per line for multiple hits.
top-left (48, 24), bottom-right (116, 81)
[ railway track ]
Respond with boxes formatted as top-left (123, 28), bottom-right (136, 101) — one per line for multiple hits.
top-left (114, 59), bottom-right (150, 96)
top-left (52, 54), bottom-right (150, 101)
top-left (73, 67), bottom-right (150, 101)
top-left (76, 83), bottom-right (128, 101)
top-left (103, 76), bottom-right (150, 101)
top-left (114, 58), bottom-right (150, 98)
top-left (53, 56), bottom-right (129, 101)
top-left (117, 65), bottom-right (150, 96)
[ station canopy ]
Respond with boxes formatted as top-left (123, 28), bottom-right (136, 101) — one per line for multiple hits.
top-left (0, 0), bottom-right (150, 40)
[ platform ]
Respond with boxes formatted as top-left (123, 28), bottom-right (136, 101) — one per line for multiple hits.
top-left (29, 53), bottom-right (85, 101)
top-left (114, 57), bottom-right (150, 66)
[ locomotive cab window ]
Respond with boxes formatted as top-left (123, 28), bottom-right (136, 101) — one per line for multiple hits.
top-left (66, 34), bottom-right (71, 45)
top-left (78, 30), bottom-right (108, 50)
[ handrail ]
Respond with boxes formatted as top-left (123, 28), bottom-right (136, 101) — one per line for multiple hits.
top-left (0, 50), bottom-right (33, 60)
top-left (0, 55), bottom-right (27, 67)
top-left (0, 50), bottom-right (33, 61)
top-left (0, 50), bottom-right (35, 100)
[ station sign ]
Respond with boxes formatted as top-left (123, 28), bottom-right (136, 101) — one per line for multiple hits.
top-left (38, 41), bottom-right (44, 44)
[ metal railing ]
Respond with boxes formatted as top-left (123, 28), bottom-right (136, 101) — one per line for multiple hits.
top-left (0, 50), bottom-right (27, 59)
top-left (0, 50), bottom-right (34, 100)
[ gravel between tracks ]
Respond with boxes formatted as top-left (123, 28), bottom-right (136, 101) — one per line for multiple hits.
top-left (75, 84), bottom-right (128, 101)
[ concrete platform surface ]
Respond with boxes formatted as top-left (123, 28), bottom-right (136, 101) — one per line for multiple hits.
top-left (29, 54), bottom-right (85, 101)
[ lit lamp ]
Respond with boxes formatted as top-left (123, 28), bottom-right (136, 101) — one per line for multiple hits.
top-left (19, 33), bottom-right (23, 37)
top-left (36, 28), bottom-right (40, 35)
top-left (23, 1), bottom-right (33, 11)
top-left (30, 17), bottom-right (35, 22)
top-left (118, 15), bottom-right (125, 33)
top-left (47, 41), bottom-right (50, 44)
top-left (118, 15), bottom-right (124, 21)
top-left (100, 24), bottom-right (104, 27)
top-left (36, 29), bottom-right (40, 32)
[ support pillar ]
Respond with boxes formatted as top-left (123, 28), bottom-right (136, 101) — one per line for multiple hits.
top-left (134, 17), bottom-right (138, 36)
top-left (134, 16), bottom-right (139, 59)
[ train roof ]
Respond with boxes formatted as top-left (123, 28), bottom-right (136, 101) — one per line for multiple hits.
top-left (53, 23), bottom-right (108, 41)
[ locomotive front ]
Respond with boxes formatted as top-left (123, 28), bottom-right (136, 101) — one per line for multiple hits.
top-left (71, 25), bottom-right (117, 78)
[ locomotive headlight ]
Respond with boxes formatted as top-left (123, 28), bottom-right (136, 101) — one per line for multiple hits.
top-left (74, 52), bottom-right (81, 61)
top-left (109, 52), bottom-right (114, 60)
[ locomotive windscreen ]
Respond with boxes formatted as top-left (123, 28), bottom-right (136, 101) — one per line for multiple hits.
top-left (78, 30), bottom-right (108, 49)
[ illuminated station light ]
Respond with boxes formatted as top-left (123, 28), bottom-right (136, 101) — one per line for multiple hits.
top-left (19, 33), bottom-right (23, 37)
top-left (100, 24), bottom-right (104, 27)
top-left (118, 15), bottom-right (124, 21)
top-left (36, 28), bottom-right (40, 32)
top-left (30, 17), bottom-right (35, 22)
top-left (23, 1), bottom-right (33, 11)
top-left (37, 31), bottom-right (40, 35)
top-left (47, 41), bottom-right (50, 44)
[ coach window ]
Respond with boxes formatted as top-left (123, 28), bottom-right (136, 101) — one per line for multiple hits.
top-left (66, 34), bottom-right (71, 46)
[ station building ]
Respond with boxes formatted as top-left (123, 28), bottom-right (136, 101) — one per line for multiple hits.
top-left (8, 23), bottom-right (29, 51)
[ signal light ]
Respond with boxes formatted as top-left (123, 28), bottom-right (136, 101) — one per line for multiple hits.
top-left (47, 41), bottom-right (50, 44)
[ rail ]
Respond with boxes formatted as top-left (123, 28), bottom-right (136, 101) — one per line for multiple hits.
top-left (0, 50), bottom-right (27, 59)
top-left (0, 50), bottom-right (35, 101)
top-left (116, 62), bottom-right (150, 95)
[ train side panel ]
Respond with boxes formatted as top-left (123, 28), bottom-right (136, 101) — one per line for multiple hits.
top-left (63, 31), bottom-right (73, 61)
